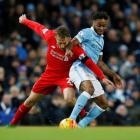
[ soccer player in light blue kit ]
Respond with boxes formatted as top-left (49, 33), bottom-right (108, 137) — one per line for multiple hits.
top-left (68, 12), bottom-right (123, 127)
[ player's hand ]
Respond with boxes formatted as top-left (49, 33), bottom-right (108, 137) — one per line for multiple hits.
top-left (19, 14), bottom-right (27, 24)
top-left (102, 78), bottom-right (115, 88)
top-left (65, 42), bottom-right (73, 57)
top-left (112, 74), bottom-right (124, 88)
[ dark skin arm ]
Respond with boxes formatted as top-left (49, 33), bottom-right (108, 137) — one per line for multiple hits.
top-left (66, 38), bottom-right (123, 88)
top-left (97, 55), bottom-right (123, 88)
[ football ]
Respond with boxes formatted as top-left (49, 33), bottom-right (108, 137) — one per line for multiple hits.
top-left (59, 118), bottom-right (78, 128)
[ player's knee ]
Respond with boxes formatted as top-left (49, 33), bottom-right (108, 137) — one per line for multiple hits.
top-left (81, 86), bottom-right (94, 96)
top-left (80, 81), bottom-right (94, 96)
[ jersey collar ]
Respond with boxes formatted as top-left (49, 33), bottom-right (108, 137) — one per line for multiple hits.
top-left (90, 27), bottom-right (104, 37)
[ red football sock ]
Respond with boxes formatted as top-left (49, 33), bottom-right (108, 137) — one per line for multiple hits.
top-left (79, 108), bottom-right (86, 118)
top-left (10, 103), bottom-right (31, 125)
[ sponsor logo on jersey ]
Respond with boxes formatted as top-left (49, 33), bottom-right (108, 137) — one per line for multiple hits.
top-left (50, 50), bottom-right (69, 61)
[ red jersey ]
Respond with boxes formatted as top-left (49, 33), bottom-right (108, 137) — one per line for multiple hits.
top-left (42, 32), bottom-right (86, 79)
top-left (23, 19), bottom-right (86, 78)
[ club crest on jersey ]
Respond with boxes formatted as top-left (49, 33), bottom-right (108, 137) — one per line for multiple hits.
top-left (64, 56), bottom-right (69, 61)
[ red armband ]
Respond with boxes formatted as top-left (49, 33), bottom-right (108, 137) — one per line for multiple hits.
top-left (84, 58), bottom-right (105, 80)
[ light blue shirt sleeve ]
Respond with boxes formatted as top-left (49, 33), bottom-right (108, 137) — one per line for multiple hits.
top-left (75, 29), bottom-right (87, 43)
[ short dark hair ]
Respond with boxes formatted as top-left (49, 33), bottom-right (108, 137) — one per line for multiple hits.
top-left (56, 26), bottom-right (71, 38)
top-left (92, 11), bottom-right (109, 20)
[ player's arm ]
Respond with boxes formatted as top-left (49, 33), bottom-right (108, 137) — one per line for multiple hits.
top-left (19, 14), bottom-right (49, 40)
top-left (97, 55), bottom-right (123, 88)
top-left (73, 46), bottom-right (115, 86)
top-left (71, 38), bottom-right (80, 46)
top-left (65, 31), bottom-right (83, 57)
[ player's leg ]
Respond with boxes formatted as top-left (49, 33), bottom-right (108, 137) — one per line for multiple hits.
top-left (78, 80), bottom-right (107, 128)
top-left (10, 91), bottom-right (44, 125)
top-left (69, 80), bottom-right (94, 120)
top-left (63, 87), bottom-right (76, 107)
top-left (69, 65), bottom-right (95, 120)
top-left (94, 94), bottom-right (108, 110)
top-left (10, 76), bottom-right (55, 125)
top-left (60, 78), bottom-right (86, 118)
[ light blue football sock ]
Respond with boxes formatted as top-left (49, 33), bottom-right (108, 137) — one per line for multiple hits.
top-left (78, 104), bottom-right (105, 128)
top-left (69, 91), bottom-right (91, 120)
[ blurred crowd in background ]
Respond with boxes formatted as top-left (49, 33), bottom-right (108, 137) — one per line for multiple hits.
top-left (0, 0), bottom-right (140, 126)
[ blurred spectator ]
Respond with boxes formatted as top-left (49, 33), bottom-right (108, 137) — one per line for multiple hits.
top-left (0, 67), bottom-right (6, 101)
top-left (108, 56), bottom-right (120, 73)
top-left (10, 85), bottom-right (24, 109)
top-left (0, 94), bottom-right (14, 125)
top-left (125, 80), bottom-right (136, 98)
top-left (126, 65), bottom-right (140, 86)
top-left (113, 104), bottom-right (132, 125)
top-left (104, 29), bottom-right (120, 57)
top-left (119, 54), bottom-right (136, 78)
top-left (118, 45), bottom-right (128, 64)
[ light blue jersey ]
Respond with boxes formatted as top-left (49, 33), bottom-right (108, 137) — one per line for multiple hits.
top-left (69, 27), bottom-right (105, 127)
top-left (72, 27), bottom-right (104, 74)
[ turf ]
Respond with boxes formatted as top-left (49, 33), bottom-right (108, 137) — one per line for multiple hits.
top-left (0, 126), bottom-right (140, 140)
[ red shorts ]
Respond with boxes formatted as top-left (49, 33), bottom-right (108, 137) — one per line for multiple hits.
top-left (32, 75), bottom-right (74, 95)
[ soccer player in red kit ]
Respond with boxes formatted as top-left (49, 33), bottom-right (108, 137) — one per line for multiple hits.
top-left (10, 14), bottom-right (113, 125)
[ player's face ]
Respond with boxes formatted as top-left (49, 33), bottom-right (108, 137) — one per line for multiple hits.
top-left (56, 35), bottom-right (71, 50)
top-left (93, 19), bottom-right (109, 35)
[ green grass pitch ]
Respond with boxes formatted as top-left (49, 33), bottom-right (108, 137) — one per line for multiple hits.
top-left (0, 127), bottom-right (140, 140)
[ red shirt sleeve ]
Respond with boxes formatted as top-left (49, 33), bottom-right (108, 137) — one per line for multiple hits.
top-left (22, 19), bottom-right (53, 42)
top-left (72, 45), bottom-right (86, 59)
top-left (84, 58), bottom-right (105, 80)
top-left (72, 45), bottom-right (105, 80)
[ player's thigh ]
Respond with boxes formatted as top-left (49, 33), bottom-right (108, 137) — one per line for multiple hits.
top-left (59, 78), bottom-right (75, 100)
top-left (69, 64), bottom-right (96, 91)
top-left (24, 91), bottom-right (44, 107)
top-left (62, 87), bottom-right (76, 106)
top-left (32, 76), bottom-right (56, 95)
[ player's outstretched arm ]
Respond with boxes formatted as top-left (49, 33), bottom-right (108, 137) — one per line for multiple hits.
top-left (84, 58), bottom-right (115, 87)
top-left (19, 14), bottom-right (49, 39)
top-left (97, 55), bottom-right (123, 88)
top-left (73, 46), bottom-right (115, 87)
